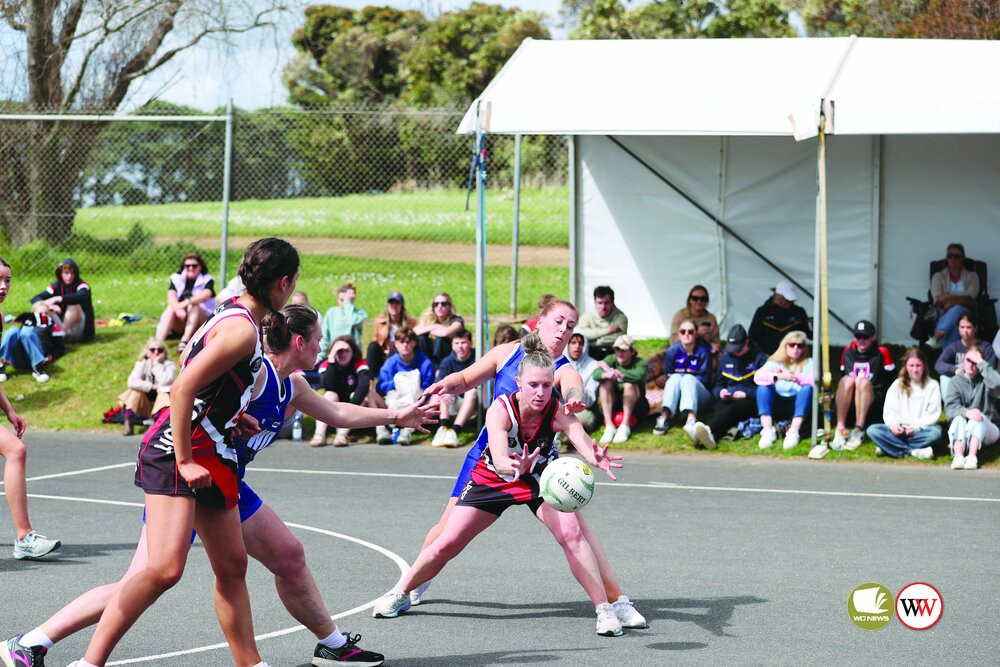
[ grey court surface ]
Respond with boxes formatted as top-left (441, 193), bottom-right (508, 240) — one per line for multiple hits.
top-left (2, 432), bottom-right (999, 666)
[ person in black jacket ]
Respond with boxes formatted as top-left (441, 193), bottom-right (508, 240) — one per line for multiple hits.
top-left (311, 336), bottom-right (371, 447)
top-left (29, 258), bottom-right (94, 343)
top-left (832, 320), bottom-right (896, 451)
top-left (749, 280), bottom-right (811, 356)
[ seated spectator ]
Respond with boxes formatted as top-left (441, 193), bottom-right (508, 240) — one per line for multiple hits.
top-left (562, 331), bottom-right (602, 433)
top-left (215, 274), bottom-right (245, 302)
top-left (288, 290), bottom-right (322, 389)
top-left (595, 334), bottom-right (648, 445)
top-left (754, 330), bottom-right (814, 451)
top-left (832, 320), bottom-right (895, 451)
top-left (577, 285), bottom-right (628, 360)
top-left (118, 338), bottom-right (176, 436)
top-left (311, 336), bottom-right (370, 447)
top-left (933, 312), bottom-right (996, 399)
top-left (866, 348), bottom-right (942, 459)
top-left (492, 324), bottom-right (520, 347)
top-left (366, 291), bottom-right (417, 383)
top-left (669, 285), bottom-right (720, 354)
top-left (749, 280), bottom-right (811, 355)
top-left (155, 253), bottom-right (216, 353)
top-left (30, 258), bottom-right (94, 343)
top-left (0, 312), bottom-right (64, 383)
top-left (993, 328), bottom-right (1000, 361)
top-left (944, 347), bottom-right (1000, 470)
top-left (414, 292), bottom-right (464, 367)
top-left (930, 243), bottom-right (978, 347)
top-left (693, 324), bottom-right (767, 449)
top-left (373, 327), bottom-right (435, 445)
top-left (653, 319), bottom-right (712, 442)
top-left (431, 328), bottom-right (477, 448)
top-left (291, 290), bottom-right (311, 308)
top-left (318, 280), bottom-right (368, 363)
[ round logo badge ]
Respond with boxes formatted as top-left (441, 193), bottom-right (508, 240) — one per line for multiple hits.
top-left (848, 582), bottom-right (893, 630)
top-left (895, 582), bottom-right (943, 630)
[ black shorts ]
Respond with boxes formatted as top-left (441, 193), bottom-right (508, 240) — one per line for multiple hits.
top-left (455, 470), bottom-right (544, 517)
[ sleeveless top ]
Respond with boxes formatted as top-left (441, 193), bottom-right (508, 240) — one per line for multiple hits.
top-left (493, 343), bottom-right (571, 399)
top-left (475, 392), bottom-right (560, 483)
top-left (233, 356), bottom-right (295, 479)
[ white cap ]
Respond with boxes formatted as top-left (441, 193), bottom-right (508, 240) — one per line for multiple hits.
top-left (773, 280), bottom-right (798, 302)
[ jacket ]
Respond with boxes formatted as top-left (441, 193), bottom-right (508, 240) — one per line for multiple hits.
top-left (749, 297), bottom-right (811, 356)
top-left (371, 313), bottom-right (417, 353)
top-left (30, 258), bottom-right (94, 341)
top-left (663, 340), bottom-right (712, 388)
top-left (714, 343), bottom-right (767, 400)
top-left (377, 349), bottom-right (435, 395)
top-left (127, 358), bottom-right (177, 394)
top-left (944, 361), bottom-right (1000, 424)
top-left (934, 340), bottom-right (996, 378)
top-left (318, 302), bottom-right (368, 362)
top-left (563, 332), bottom-right (601, 407)
top-left (577, 306), bottom-right (629, 347)
top-left (882, 378), bottom-right (941, 430)
top-left (594, 353), bottom-right (648, 386)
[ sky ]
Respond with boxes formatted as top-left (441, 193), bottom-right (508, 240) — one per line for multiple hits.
top-left (127, 0), bottom-right (571, 112)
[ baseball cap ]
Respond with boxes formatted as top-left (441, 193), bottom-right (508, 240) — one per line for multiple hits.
top-left (854, 320), bottom-right (876, 338)
top-left (725, 324), bottom-right (749, 354)
top-left (612, 334), bottom-right (635, 351)
top-left (773, 280), bottom-right (798, 301)
top-left (386, 290), bottom-right (404, 303)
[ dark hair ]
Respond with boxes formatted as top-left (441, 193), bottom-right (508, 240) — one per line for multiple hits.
top-left (518, 333), bottom-right (554, 376)
top-left (452, 327), bottom-right (472, 341)
top-left (179, 253), bottom-right (208, 275)
top-left (593, 285), bottom-right (614, 300)
top-left (331, 334), bottom-right (363, 363)
top-left (0, 256), bottom-right (9, 270)
top-left (947, 243), bottom-right (966, 258)
top-left (493, 324), bottom-right (519, 346)
top-left (688, 284), bottom-right (709, 301)
top-left (897, 347), bottom-right (929, 396)
top-left (266, 304), bottom-right (318, 352)
top-left (395, 326), bottom-right (418, 343)
top-left (239, 238), bottom-right (300, 343)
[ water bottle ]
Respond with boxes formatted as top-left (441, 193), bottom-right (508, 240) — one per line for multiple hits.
top-left (291, 411), bottom-right (303, 442)
top-left (391, 426), bottom-right (400, 444)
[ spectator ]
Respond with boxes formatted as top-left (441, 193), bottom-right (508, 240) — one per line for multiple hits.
top-left (669, 285), bottom-right (720, 354)
top-left (414, 292), bottom-right (464, 367)
top-left (318, 280), bottom-right (368, 362)
top-left (30, 258), bottom-right (94, 343)
top-left (944, 347), bottom-right (1000, 470)
top-left (993, 328), bottom-right (1000, 361)
top-left (431, 328), bottom-right (477, 448)
top-left (561, 331), bottom-right (602, 433)
top-left (367, 290), bottom-right (417, 383)
top-left (215, 274), bottom-right (245, 302)
top-left (119, 338), bottom-right (176, 436)
top-left (930, 243), bottom-right (978, 347)
top-left (311, 336), bottom-right (370, 447)
top-left (933, 312), bottom-right (996, 399)
top-left (492, 324), bottom-right (520, 346)
top-left (577, 285), bottom-right (628, 360)
top-left (754, 330), bottom-right (814, 452)
top-left (0, 312), bottom-right (64, 383)
top-left (594, 335), bottom-right (648, 445)
top-left (831, 320), bottom-right (895, 451)
top-left (693, 324), bottom-right (767, 449)
top-left (866, 348), bottom-right (942, 459)
top-left (749, 280), bottom-right (811, 355)
top-left (155, 253), bottom-right (216, 354)
top-left (291, 290), bottom-right (311, 308)
top-left (373, 327), bottom-right (435, 445)
top-left (653, 319), bottom-right (712, 442)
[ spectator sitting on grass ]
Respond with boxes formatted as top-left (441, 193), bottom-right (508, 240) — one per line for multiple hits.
top-left (119, 338), bottom-right (176, 436)
top-left (669, 285), bottom-right (720, 355)
top-left (831, 320), bottom-right (895, 451)
top-left (414, 292), bottom-right (464, 367)
top-left (431, 328), bottom-right (477, 448)
top-left (595, 334), bottom-right (648, 445)
top-left (0, 312), bottom-right (65, 383)
top-left (749, 280), bottom-right (810, 355)
top-left (653, 319), bottom-right (712, 443)
top-left (155, 253), bottom-right (215, 354)
top-left (933, 312), bottom-right (996, 400)
top-left (866, 347), bottom-right (941, 460)
top-left (318, 280), bottom-right (368, 363)
top-left (311, 336), bottom-right (370, 447)
top-left (372, 327), bottom-right (435, 445)
top-left (366, 291), bottom-right (416, 384)
top-left (492, 324), bottom-right (520, 346)
top-left (562, 331), bottom-right (603, 434)
top-left (577, 285), bottom-right (628, 361)
top-left (30, 258), bottom-right (94, 343)
top-left (944, 347), bottom-right (1000, 471)
top-left (753, 330), bottom-right (813, 453)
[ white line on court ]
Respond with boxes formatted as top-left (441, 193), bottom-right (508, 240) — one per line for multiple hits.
top-left (0, 462), bottom-right (134, 486)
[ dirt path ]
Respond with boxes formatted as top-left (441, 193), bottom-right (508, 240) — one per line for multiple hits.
top-left (165, 235), bottom-right (569, 266)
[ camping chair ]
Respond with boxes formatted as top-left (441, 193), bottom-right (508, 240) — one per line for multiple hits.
top-left (907, 257), bottom-right (998, 344)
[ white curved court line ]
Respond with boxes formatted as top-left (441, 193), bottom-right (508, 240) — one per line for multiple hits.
top-left (2, 492), bottom-right (409, 665)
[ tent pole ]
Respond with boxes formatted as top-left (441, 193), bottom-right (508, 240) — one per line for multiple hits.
top-left (474, 103), bottom-right (489, 429)
top-left (511, 134), bottom-right (522, 317)
top-left (568, 135), bottom-right (577, 306)
top-left (812, 134), bottom-right (821, 449)
top-left (817, 109), bottom-right (834, 451)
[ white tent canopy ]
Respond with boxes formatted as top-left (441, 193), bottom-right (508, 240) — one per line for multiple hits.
top-left (460, 38), bottom-right (1000, 343)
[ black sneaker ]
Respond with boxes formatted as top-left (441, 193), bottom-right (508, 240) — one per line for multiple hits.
top-left (1, 634), bottom-right (47, 667)
top-left (312, 633), bottom-right (384, 666)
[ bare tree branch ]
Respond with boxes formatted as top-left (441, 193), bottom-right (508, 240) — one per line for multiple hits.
top-left (1, 0), bottom-right (26, 30)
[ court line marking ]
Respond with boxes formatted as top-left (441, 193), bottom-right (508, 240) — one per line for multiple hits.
top-left (0, 462), bottom-right (135, 486)
top-left (2, 492), bottom-right (409, 665)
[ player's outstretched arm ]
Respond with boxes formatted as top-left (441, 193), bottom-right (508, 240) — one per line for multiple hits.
top-left (423, 341), bottom-right (516, 398)
top-left (289, 374), bottom-right (437, 432)
top-left (553, 409), bottom-right (622, 480)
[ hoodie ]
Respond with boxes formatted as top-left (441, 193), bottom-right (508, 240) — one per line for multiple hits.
top-left (30, 258), bottom-right (94, 341)
top-left (563, 332), bottom-right (601, 407)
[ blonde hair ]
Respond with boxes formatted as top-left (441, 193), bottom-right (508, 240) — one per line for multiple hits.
top-left (139, 338), bottom-right (169, 361)
top-left (518, 333), bottom-right (554, 376)
top-left (336, 280), bottom-right (356, 296)
top-left (768, 331), bottom-right (810, 370)
top-left (419, 292), bottom-right (460, 326)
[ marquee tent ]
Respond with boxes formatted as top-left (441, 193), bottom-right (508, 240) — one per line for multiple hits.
top-left (459, 37), bottom-right (1000, 343)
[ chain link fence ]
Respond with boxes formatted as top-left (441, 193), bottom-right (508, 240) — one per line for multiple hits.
top-left (0, 106), bottom-right (569, 331)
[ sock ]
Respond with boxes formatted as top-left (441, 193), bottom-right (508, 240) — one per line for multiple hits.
top-left (20, 629), bottom-right (53, 649)
top-left (439, 417), bottom-right (454, 430)
top-left (75, 660), bottom-right (99, 667)
top-left (125, 408), bottom-right (134, 419)
top-left (452, 422), bottom-right (465, 434)
top-left (318, 629), bottom-right (347, 649)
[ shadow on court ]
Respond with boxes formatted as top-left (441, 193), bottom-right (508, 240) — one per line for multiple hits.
top-left (0, 542), bottom-right (138, 572)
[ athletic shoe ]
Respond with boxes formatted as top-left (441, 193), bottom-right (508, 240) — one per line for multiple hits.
top-left (410, 580), bottom-right (431, 606)
top-left (431, 426), bottom-right (448, 447)
top-left (1, 634), bottom-right (46, 667)
top-left (963, 455), bottom-right (979, 470)
top-left (372, 589), bottom-right (410, 618)
top-left (613, 595), bottom-right (648, 629)
top-left (397, 428), bottom-right (413, 445)
top-left (0, 373), bottom-right (7, 382)
top-left (845, 427), bottom-right (864, 450)
top-left (595, 602), bottom-right (623, 637)
top-left (911, 446), bottom-right (934, 460)
top-left (874, 446), bottom-right (885, 456)
top-left (13, 531), bottom-right (61, 560)
top-left (443, 428), bottom-right (459, 447)
top-left (693, 422), bottom-right (716, 449)
top-left (312, 633), bottom-right (384, 666)
top-left (375, 425), bottom-right (392, 445)
top-left (653, 414), bottom-right (668, 435)
top-left (951, 454), bottom-right (965, 470)
top-left (612, 424), bottom-right (631, 444)
top-left (831, 428), bottom-right (848, 450)
top-left (807, 443), bottom-right (829, 459)
top-left (599, 425), bottom-right (617, 445)
top-left (682, 422), bottom-right (698, 444)
top-left (782, 430), bottom-right (800, 450)
top-left (31, 369), bottom-right (49, 383)
top-left (758, 427), bottom-right (776, 449)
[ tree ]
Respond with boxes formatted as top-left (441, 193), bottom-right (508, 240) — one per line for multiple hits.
top-left (0, 0), bottom-right (283, 247)
top-left (568, 0), bottom-right (794, 39)
top-left (794, 0), bottom-right (1000, 38)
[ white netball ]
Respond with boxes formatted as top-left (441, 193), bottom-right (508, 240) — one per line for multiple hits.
top-left (539, 457), bottom-right (595, 512)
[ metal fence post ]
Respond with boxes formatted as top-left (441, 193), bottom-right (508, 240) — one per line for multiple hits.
top-left (220, 99), bottom-right (234, 284)
top-left (511, 133), bottom-right (522, 317)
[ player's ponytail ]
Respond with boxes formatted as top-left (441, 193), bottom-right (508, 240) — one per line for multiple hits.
top-left (265, 304), bottom-right (318, 352)
top-left (238, 237), bottom-right (299, 336)
top-left (518, 333), bottom-right (554, 376)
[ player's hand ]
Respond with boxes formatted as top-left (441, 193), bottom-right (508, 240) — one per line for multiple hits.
top-left (509, 447), bottom-right (540, 481)
top-left (422, 379), bottom-right (457, 400)
top-left (732, 390), bottom-right (747, 400)
top-left (232, 413), bottom-right (261, 439)
top-left (7, 411), bottom-right (25, 438)
top-left (397, 396), bottom-right (438, 433)
top-left (178, 461), bottom-right (211, 489)
top-left (563, 398), bottom-right (586, 415)
top-left (590, 440), bottom-right (623, 481)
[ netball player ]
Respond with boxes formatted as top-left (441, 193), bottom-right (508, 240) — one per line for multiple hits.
top-left (373, 334), bottom-right (628, 635)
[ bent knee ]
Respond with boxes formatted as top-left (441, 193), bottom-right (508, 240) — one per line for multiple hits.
top-left (265, 539), bottom-right (307, 579)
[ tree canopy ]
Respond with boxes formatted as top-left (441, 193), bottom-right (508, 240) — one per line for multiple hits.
top-left (793, 0), bottom-right (1000, 38)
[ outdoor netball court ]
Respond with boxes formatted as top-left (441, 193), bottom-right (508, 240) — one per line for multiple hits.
top-left (3, 432), bottom-right (998, 665)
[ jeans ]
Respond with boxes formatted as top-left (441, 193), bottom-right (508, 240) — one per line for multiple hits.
top-left (935, 304), bottom-right (970, 346)
top-left (866, 424), bottom-right (942, 457)
top-left (947, 415), bottom-right (1000, 452)
top-left (0, 327), bottom-right (46, 371)
top-left (662, 373), bottom-right (710, 416)
top-left (756, 384), bottom-right (812, 419)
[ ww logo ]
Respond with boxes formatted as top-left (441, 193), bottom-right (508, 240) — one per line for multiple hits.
top-left (895, 582), bottom-right (943, 630)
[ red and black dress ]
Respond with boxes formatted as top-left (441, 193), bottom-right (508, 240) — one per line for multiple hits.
top-left (456, 392), bottom-right (561, 516)
top-left (135, 298), bottom-right (264, 509)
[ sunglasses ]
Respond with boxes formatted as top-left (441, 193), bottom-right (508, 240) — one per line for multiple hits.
top-left (786, 342), bottom-right (805, 349)
top-left (183, 263), bottom-right (200, 269)
top-left (689, 295), bottom-right (709, 303)
top-left (387, 299), bottom-right (401, 304)
top-left (854, 334), bottom-right (873, 340)
top-left (946, 253), bottom-right (963, 260)
top-left (433, 301), bottom-right (451, 307)
top-left (678, 328), bottom-right (695, 335)
top-left (148, 347), bottom-right (165, 353)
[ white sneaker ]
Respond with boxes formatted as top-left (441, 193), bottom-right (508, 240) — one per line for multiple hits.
top-left (653, 414), bottom-right (668, 435)
top-left (911, 446), bottom-right (934, 460)
top-left (845, 427), bottom-right (864, 450)
top-left (410, 579), bottom-right (432, 606)
top-left (595, 602), bottom-right (623, 637)
top-left (0, 372), bottom-right (6, 382)
top-left (808, 443), bottom-right (829, 459)
top-left (431, 426), bottom-right (449, 447)
top-left (613, 595), bottom-right (648, 629)
top-left (13, 531), bottom-right (61, 560)
top-left (376, 425), bottom-right (392, 444)
top-left (31, 369), bottom-right (49, 383)
top-left (963, 455), bottom-right (978, 470)
top-left (782, 430), bottom-right (800, 450)
top-left (693, 422), bottom-right (716, 449)
top-left (397, 428), bottom-right (413, 445)
top-left (444, 427), bottom-right (459, 447)
top-left (758, 427), bottom-right (777, 449)
top-left (599, 424), bottom-right (617, 444)
top-left (612, 424), bottom-right (631, 444)
top-left (372, 589), bottom-right (411, 618)
top-left (682, 421), bottom-right (698, 444)
top-left (951, 454), bottom-right (966, 469)
top-left (831, 428), bottom-right (848, 450)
